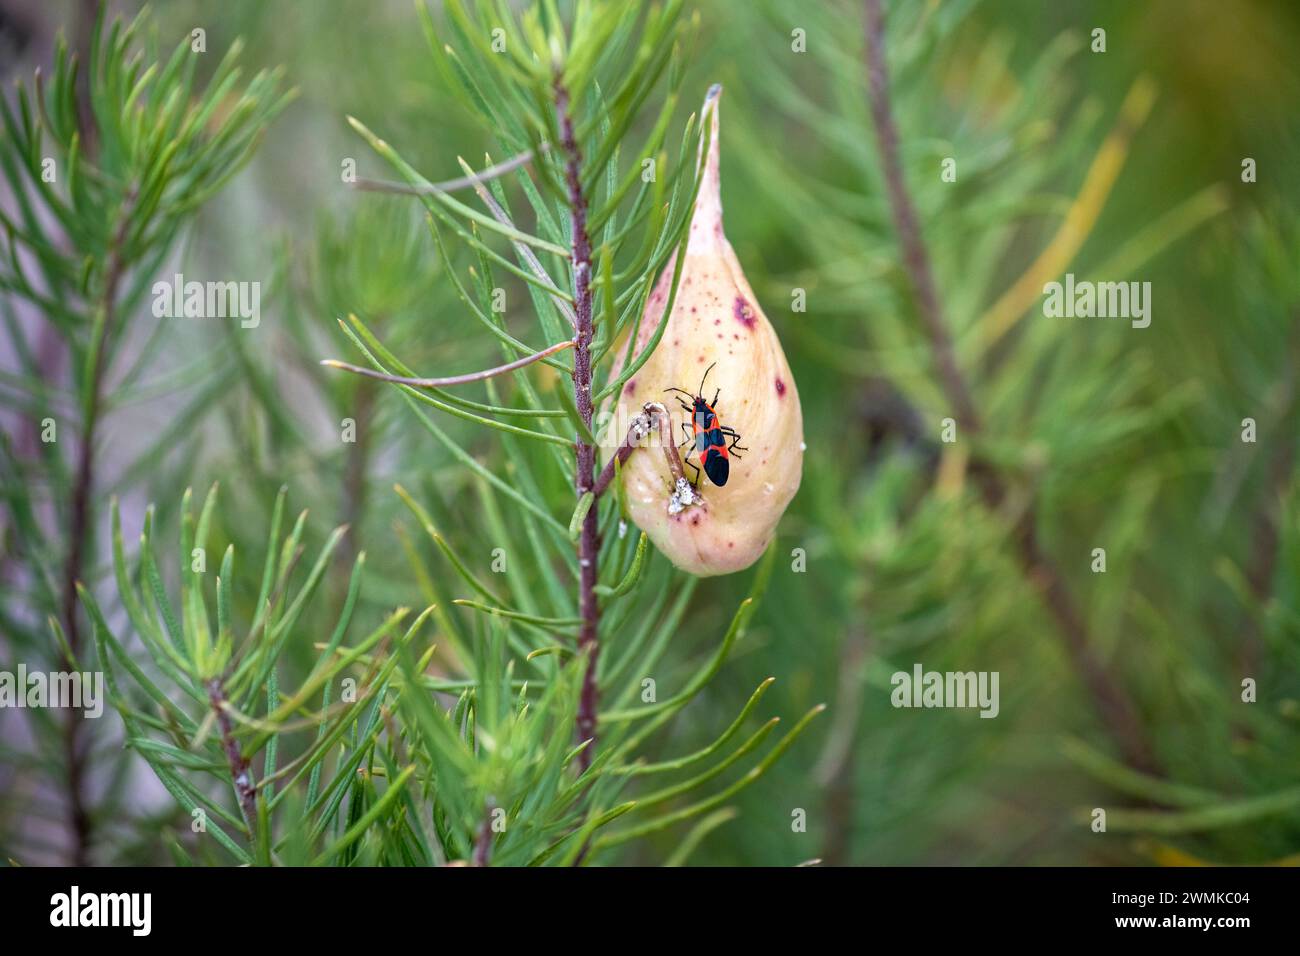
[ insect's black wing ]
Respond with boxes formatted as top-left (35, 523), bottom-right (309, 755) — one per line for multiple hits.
top-left (703, 448), bottom-right (729, 487)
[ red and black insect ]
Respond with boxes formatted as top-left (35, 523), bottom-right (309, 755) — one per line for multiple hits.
top-left (666, 362), bottom-right (748, 488)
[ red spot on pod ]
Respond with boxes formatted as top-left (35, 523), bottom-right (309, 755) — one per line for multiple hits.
top-left (625, 379), bottom-right (637, 396)
top-left (733, 296), bottom-right (756, 329)
top-left (775, 377), bottom-right (786, 397)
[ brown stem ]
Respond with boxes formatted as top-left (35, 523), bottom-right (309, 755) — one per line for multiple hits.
top-left (1000, 496), bottom-right (1156, 772)
top-left (863, 0), bottom-right (1156, 773)
top-left (472, 798), bottom-right (497, 866)
top-left (864, 0), bottom-right (978, 434)
top-left (207, 678), bottom-right (258, 833)
top-left (593, 435), bottom-right (639, 500)
top-left (591, 402), bottom-right (688, 498)
top-left (554, 78), bottom-right (601, 772)
top-left (57, 183), bottom-right (138, 865)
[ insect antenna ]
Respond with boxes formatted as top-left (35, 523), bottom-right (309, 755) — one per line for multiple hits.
top-left (698, 361), bottom-right (717, 398)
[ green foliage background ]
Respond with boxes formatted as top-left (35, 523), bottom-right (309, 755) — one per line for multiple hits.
top-left (2, 0), bottom-right (1298, 866)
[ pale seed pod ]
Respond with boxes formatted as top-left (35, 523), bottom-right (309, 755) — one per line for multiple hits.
top-left (607, 85), bottom-right (803, 576)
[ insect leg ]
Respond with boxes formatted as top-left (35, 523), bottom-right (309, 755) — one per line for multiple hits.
top-left (719, 427), bottom-right (749, 456)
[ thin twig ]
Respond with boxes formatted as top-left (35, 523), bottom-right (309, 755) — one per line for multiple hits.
top-left (593, 417), bottom-right (647, 498)
top-left (58, 182), bottom-right (138, 865)
top-left (207, 677), bottom-right (259, 834)
top-left (591, 401), bottom-right (692, 499)
top-left (554, 78), bottom-right (601, 773)
top-left (353, 146), bottom-right (542, 196)
top-left (864, 0), bottom-right (978, 433)
top-left (649, 403), bottom-right (691, 488)
top-left (321, 338), bottom-right (575, 388)
top-left (864, 0), bottom-right (1157, 773)
top-left (453, 155), bottom-right (579, 330)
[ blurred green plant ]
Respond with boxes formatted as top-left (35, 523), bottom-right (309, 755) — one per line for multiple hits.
top-left (0, 7), bottom-right (290, 863)
top-left (689, 0), bottom-right (1299, 866)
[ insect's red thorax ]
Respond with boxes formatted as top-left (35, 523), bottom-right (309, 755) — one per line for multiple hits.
top-left (692, 397), bottom-right (718, 432)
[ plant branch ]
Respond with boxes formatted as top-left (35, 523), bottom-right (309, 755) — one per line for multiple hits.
top-left (57, 183), bottom-right (138, 865)
top-left (322, 338), bottom-right (575, 388)
top-left (863, 0), bottom-right (978, 433)
top-left (863, 0), bottom-right (1157, 773)
top-left (207, 677), bottom-right (259, 834)
top-left (454, 154), bottom-right (579, 329)
top-left (472, 798), bottom-right (496, 866)
top-left (554, 77), bottom-right (601, 772)
top-left (592, 401), bottom-right (689, 498)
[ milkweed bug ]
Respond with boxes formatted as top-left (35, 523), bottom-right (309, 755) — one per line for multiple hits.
top-left (666, 362), bottom-right (748, 488)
